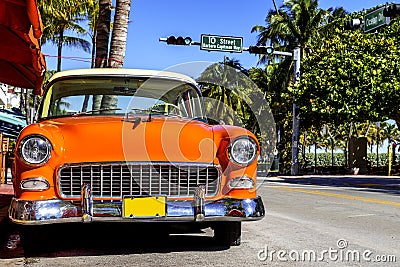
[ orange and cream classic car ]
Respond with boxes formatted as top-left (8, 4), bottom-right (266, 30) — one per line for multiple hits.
top-left (9, 68), bottom-right (264, 247)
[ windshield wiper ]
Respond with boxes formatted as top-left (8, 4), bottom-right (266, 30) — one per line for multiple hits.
top-left (73, 107), bottom-right (122, 117)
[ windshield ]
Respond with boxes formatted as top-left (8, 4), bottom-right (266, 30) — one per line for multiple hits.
top-left (38, 76), bottom-right (206, 120)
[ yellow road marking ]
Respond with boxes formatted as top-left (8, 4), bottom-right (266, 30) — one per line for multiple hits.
top-left (267, 186), bottom-right (400, 207)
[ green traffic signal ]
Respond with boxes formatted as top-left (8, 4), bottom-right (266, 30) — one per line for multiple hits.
top-left (248, 46), bottom-right (274, 55)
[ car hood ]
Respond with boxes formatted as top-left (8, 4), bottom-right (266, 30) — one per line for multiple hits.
top-left (36, 116), bottom-right (215, 164)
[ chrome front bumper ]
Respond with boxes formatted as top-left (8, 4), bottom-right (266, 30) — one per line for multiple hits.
top-left (9, 185), bottom-right (265, 225)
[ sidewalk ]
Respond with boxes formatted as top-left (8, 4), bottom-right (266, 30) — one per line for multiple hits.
top-left (0, 183), bottom-right (13, 196)
top-left (259, 173), bottom-right (400, 190)
top-left (0, 182), bottom-right (13, 241)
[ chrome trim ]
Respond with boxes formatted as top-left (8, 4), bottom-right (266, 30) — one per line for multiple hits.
top-left (20, 177), bottom-right (50, 191)
top-left (81, 184), bottom-right (93, 222)
top-left (193, 185), bottom-right (205, 222)
top-left (9, 196), bottom-right (265, 225)
top-left (227, 136), bottom-right (258, 167)
top-left (57, 162), bottom-right (222, 199)
top-left (228, 176), bottom-right (255, 189)
top-left (18, 135), bottom-right (52, 166)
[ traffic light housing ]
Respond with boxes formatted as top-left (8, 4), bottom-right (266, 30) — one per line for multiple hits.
top-left (248, 46), bottom-right (274, 55)
top-left (344, 18), bottom-right (363, 30)
top-left (166, 36), bottom-right (192, 45)
top-left (383, 4), bottom-right (400, 17)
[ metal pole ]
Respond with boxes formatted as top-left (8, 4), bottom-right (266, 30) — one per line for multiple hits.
top-left (376, 122), bottom-right (380, 168)
top-left (291, 47), bottom-right (301, 175)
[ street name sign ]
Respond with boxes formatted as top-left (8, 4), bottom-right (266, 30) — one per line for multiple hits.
top-left (200, 34), bottom-right (243, 53)
top-left (364, 6), bottom-right (390, 33)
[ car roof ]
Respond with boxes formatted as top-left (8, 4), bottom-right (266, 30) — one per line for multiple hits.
top-left (48, 68), bottom-right (197, 85)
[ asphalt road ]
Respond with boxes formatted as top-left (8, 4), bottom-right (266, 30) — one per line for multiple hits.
top-left (0, 177), bottom-right (399, 266)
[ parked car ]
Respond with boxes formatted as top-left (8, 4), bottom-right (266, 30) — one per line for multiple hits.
top-left (9, 68), bottom-right (264, 247)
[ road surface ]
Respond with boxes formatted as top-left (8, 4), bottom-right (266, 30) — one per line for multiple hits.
top-left (0, 176), bottom-right (399, 266)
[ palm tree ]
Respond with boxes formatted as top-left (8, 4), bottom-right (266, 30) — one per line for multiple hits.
top-left (94, 0), bottom-right (112, 69)
top-left (197, 57), bottom-right (252, 127)
top-left (85, 1), bottom-right (99, 68)
top-left (38, 0), bottom-right (92, 71)
top-left (252, 0), bottom-right (328, 63)
top-left (381, 122), bottom-right (399, 146)
top-left (108, 0), bottom-right (131, 68)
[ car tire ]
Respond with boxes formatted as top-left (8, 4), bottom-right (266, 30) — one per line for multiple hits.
top-left (213, 221), bottom-right (241, 246)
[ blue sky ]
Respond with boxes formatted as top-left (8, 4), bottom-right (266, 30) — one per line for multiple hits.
top-left (43, 0), bottom-right (388, 72)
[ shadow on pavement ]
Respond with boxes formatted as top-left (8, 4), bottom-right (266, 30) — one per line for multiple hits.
top-left (264, 175), bottom-right (400, 196)
top-left (1, 222), bottom-right (229, 259)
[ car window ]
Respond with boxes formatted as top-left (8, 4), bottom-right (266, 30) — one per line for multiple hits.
top-left (38, 76), bottom-right (206, 120)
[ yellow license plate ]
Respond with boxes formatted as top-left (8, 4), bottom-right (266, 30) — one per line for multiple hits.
top-left (123, 196), bottom-right (167, 218)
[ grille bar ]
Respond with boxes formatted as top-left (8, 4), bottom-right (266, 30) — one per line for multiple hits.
top-left (58, 162), bottom-right (220, 199)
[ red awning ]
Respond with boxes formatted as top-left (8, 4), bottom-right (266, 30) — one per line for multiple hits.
top-left (0, 0), bottom-right (46, 95)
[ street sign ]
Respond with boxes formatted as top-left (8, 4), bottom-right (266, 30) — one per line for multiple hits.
top-left (364, 6), bottom-right (390, 33)
top-left (200, 34), bottom-right (243, 53)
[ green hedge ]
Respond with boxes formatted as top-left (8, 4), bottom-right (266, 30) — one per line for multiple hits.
top-left (257, 152), bottom-right (400, 172)
top-left (299, 152), bottom-right (400, 167)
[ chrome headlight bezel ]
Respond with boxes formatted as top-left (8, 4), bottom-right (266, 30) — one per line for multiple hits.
top-left (228, 136), bottom-right (258, 166)
top-left (228, 176), bottom-right (255, 189)
top-left (20, 177), bottom-right (50, 191)
top-left (18, 135), bottom-right (52, 165)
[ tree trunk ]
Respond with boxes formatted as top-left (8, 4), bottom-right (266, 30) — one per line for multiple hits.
top-left (108, 0), bottom-right (131, 68)
top-left (25, 89), bottom-right (31, 124)
top-left (57, 27), bottom-right (64, 72)
top-left (82, 24), bottom-right (97, 112)
top-left (314, 143), bottom-right (317, 173)
top-left (101, 0), bottom-right (131, 112)
top-left (95, 0), bottom-right (111, 68)
top-left (92, 0), bottom-right (112, 110)
top-left (91, 33), bottom-right (97, 68)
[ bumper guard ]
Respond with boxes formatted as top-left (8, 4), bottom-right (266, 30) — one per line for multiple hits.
top-left (9, 185), bottom-right (265, 225)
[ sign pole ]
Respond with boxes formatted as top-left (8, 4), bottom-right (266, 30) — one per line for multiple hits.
top-left (291, 47), bottom-right (301, 175)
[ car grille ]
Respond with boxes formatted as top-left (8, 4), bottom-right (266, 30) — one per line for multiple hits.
top-left (58, 162), bottom-right (221, 199)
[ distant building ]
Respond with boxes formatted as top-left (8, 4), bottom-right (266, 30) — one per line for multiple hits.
top-left (0, 83), bottom-right (21, 109)
top-left (0, 83), bottom-right (26, 138)
top-left (0, 83), bottom-right (7, 108)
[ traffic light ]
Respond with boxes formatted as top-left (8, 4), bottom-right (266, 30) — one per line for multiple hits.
top-left (248, 46), bottom-right (274, 55)
top-left (344, 18), bottom-right (363, 30)
top-left (383, 4), bottom-right (400, 17)
top-left (166, 36), bottom-right (192, 45)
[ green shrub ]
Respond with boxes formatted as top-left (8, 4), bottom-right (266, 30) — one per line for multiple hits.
top-left (299, 152), bottom-right (397, 167)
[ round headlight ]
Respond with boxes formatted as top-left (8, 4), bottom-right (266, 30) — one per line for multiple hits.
top-left (228, 137), bottom-right (258, 166)
top-left (19, 135), bottom-right (52, 165)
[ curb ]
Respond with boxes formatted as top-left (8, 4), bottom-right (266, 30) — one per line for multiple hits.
top-left (259, 175), bottom-right (400, 190)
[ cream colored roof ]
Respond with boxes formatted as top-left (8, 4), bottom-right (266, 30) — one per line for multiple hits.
top-left (48, 68), bottom-right (197, 85)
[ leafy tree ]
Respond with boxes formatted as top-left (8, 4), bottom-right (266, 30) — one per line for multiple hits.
top-left (294, 6), bottom-right (400, 129)
top-left (250, 0), bottom-right (345, 172)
